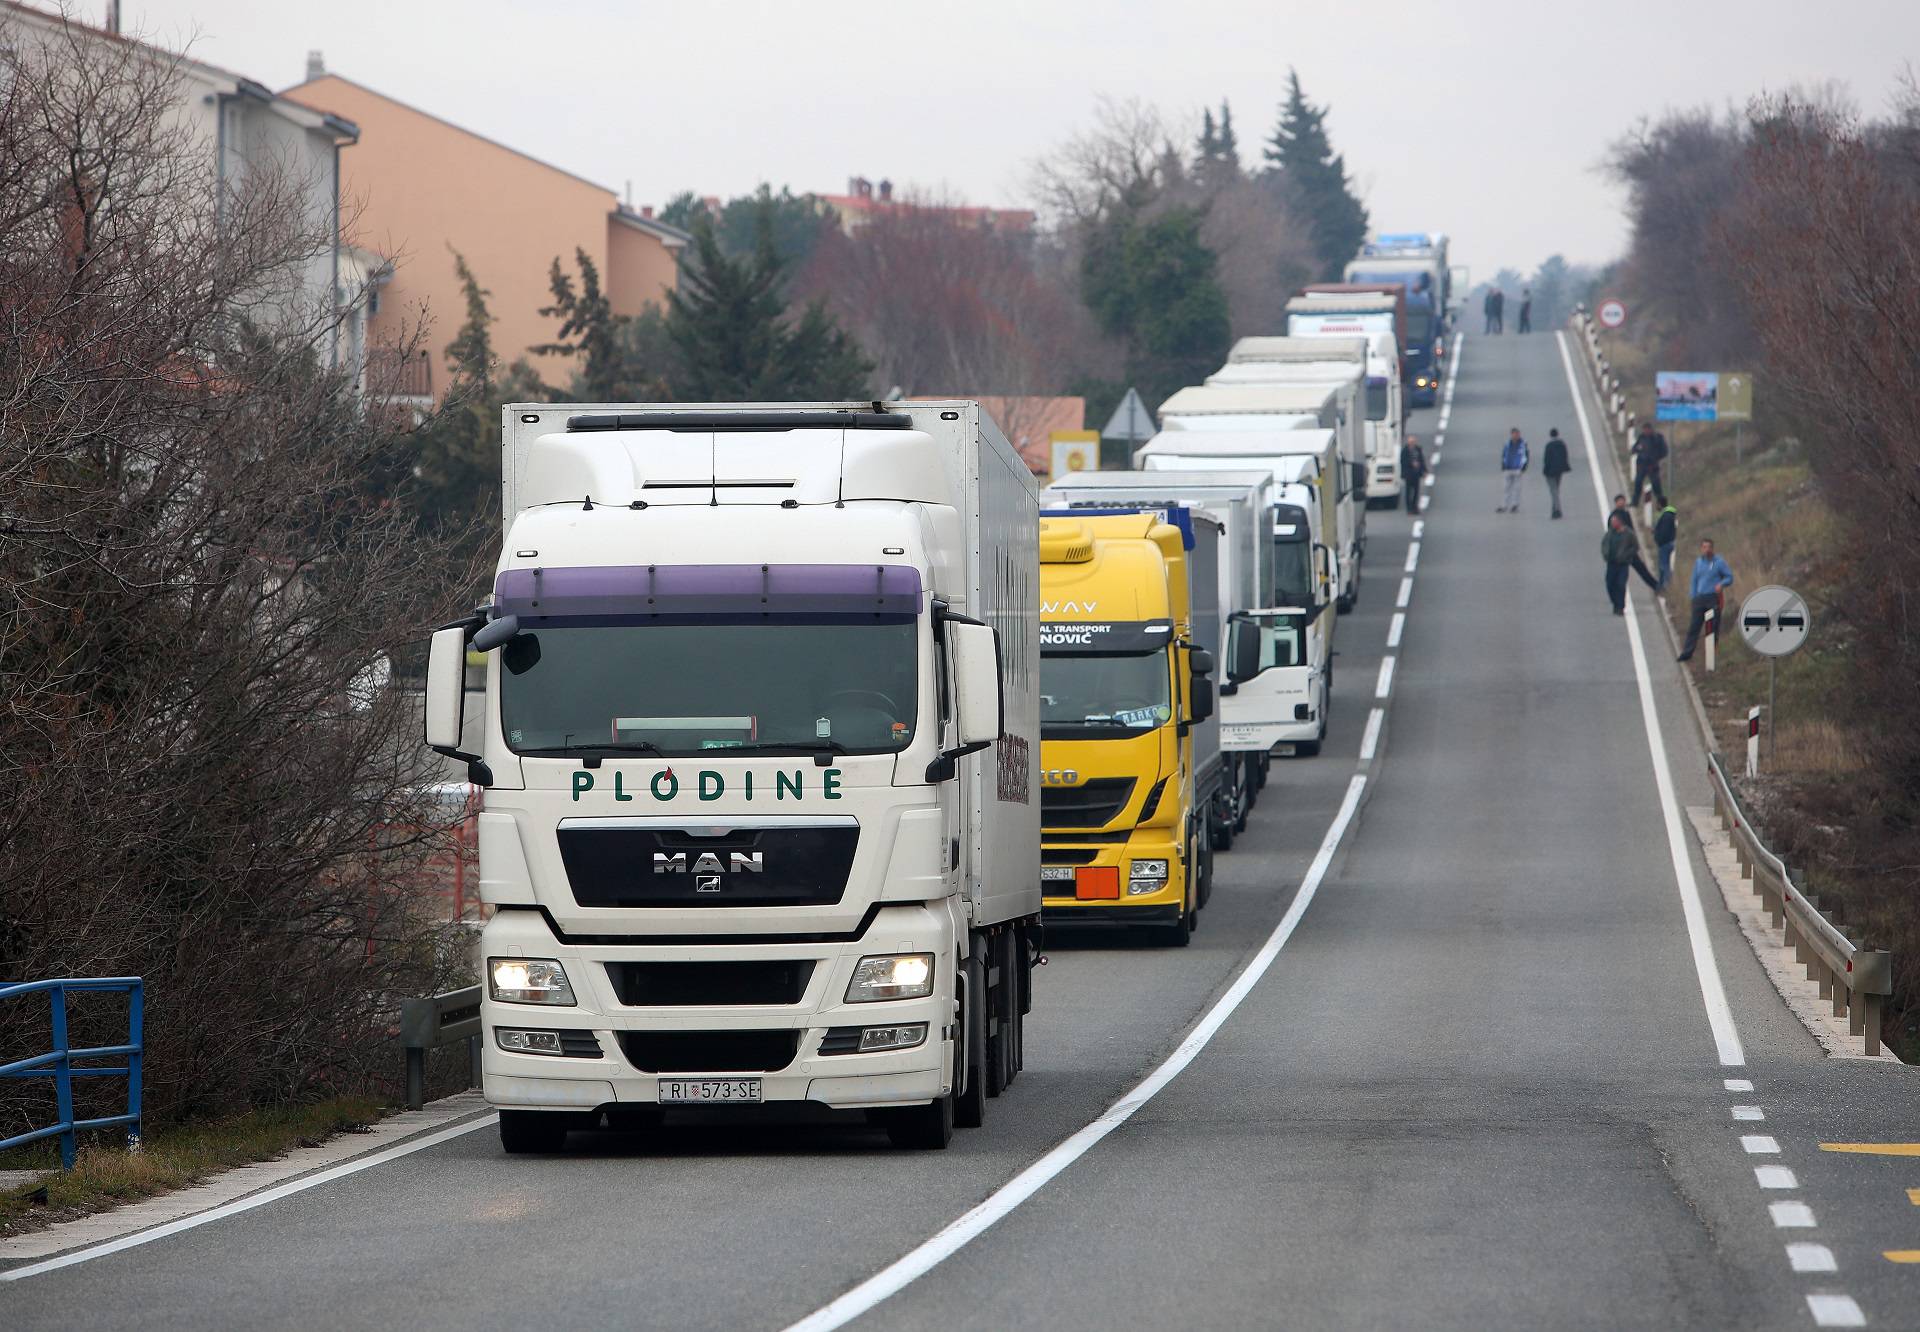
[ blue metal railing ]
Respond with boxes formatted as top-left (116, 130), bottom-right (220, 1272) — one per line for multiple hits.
top-left (0, 977), bottom-right (144, 1169)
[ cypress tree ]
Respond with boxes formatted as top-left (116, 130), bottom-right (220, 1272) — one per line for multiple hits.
top-left (1263, 70), bottom-right (1369, 278)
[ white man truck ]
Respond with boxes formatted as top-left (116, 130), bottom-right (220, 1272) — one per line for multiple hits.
top-left (1212, 335), bottom-right (1404, 511)
top-left (1158, 384), bottom-right (1364, 613)
top-left (1136, 430), bottom-right (1340, 756)
top-left (1043, 469), bottom-right (1275, 836)
top-left (422, 401), bottom-right (1041, 1153)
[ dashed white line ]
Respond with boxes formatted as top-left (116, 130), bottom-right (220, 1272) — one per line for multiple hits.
top-left (1788, 1242), bottom-right (1837, 1273)
top-left (1396, 578), bottom-right (1413, 608)
top-left (1771, 1201), bottom-right (1818, 1228)
top-left (1743, 1135), bottom-right (1781, 1155)
top-left (1724, 1078), bottom-right (1754, 1092)
top-left (781, 775), bottom-right (1373, 1332)
top-left (1732, 1106), bottom-right (1765, 1121)
top-left (1374, 656), bottom-right (1396, 700)
top-left (1404, 543), bottom-right (1421, 573)
top-left (1418, 494), bottom-right (1430, 512)
top-left (1411, 519), bottom-right (1424, 539)
top-left (1387, 612), bottom-right (1405, 648)
top-left (1359, 707), bottom-right (1384, 762)
top-left (1756, 1166), bottom-right (1798, 1190)
top-left (1806, 1293), bottom-right (1866, 1327)
top-left (1558, 331), bottom-right (1745, 1068)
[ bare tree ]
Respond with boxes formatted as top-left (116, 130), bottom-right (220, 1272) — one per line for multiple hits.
top-left (0, 14), bottom-right (480, 1127)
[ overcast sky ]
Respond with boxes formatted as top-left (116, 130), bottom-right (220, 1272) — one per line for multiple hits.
top-left (99, 0), bottom-right (1920, 283)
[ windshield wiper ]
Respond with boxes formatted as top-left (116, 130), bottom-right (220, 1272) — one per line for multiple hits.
top-left (722, 738), bottom-right (853, 766)
top-left (519, 740), bottom-right (664, 757)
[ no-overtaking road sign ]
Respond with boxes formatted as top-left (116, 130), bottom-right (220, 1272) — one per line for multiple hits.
top-left (1597, 298), bottom-right (1628, 329)
top-left (1739, 585), bottom-right (1810, 657)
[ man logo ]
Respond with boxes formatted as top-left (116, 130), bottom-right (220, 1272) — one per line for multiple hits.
top-left (695, 874), bottom-right (722, 894)
top-left (653, 851), bottom-right (765, 875)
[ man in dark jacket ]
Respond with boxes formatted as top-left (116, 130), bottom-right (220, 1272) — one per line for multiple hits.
top-left (1602, 512), bottom-right (1659, 615)
top-left (1517, 288), bottom-right (1533, 334)
top-left (1540, 427), bottom-right (1571, 518)
top-left (1400, 435), bottom-right (1427, 514)
top-left (1630, 423), bottom-right (1669, 505)
top-left (1652, 503), bottom-right (1678, 590)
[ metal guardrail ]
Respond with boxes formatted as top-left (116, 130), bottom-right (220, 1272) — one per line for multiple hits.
top-left (1707, 753), bottom-right (1893, 1055)
top-left (399, 984), bottom-right (481, 1111)
top-left (0, 977), bottom-right (144, 1169)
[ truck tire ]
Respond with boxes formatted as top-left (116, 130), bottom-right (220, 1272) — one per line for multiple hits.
top-left (1210, 799), bottom-right (1234, 852)
top-left (954, 953), bottom-right (988, 1128)
top-left (499, 1109), bottom-right (573, 1155)
top-left (882, 1088), bottom-right (954, 1150)
top-left (1254, 755), bottom-right (1269, 792)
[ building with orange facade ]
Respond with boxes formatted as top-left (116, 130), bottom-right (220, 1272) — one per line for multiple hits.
top-left (286, 58), bottom-right (688, 404)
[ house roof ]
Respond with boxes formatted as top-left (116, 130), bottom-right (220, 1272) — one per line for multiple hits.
top-left (611, 205), bottom-right (692, 249)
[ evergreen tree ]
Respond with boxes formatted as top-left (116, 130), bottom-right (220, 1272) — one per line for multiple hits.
top-left (1081, 205), bottom-right (1230, 407)
top-left (1262, 70), bottom-right (1369, 279)
top-left (410, 250), bottom-right (503, 531)
top-left (533, 248), bottom-right (625, 398)
top-left (1193, 101), bottom-right (1241, 192)
top-left (665, 206), bottom-right (872, 400)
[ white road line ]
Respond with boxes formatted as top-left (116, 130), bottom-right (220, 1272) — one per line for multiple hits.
top-left (1387, 612), bottom-right (1405, 648)
top-left (1724, 1078), bottom-right (1754, 1091)
top-left (1404, 543), bottom-right (1420, 573)
top-left (1359, 707), bottom-right (1384, 762)
top-left (1411, 520), bottom-right (1424, 539)
top-left (1418, 494), bottom-right (1430, 512)
top-left (1806, 1293), bottom-right (1866, 1327)
top-left (1375, 656), bottom-right (1396, 700)
top-left (1743, 1135), bottom-right (1781, 1154)
top-left (1732, 1105), bottom-right (1765, 1121)
top-left (1756, 1166), bottom-right (1798, 1189)
top-left (1424, 474), bottom-right (1436, 487)
top-left (1396, 578), bottom-right (1413, 608)
top-left (1788, 1242), bottom-right (1837, 1273)
top-left (782, 775), bottom-right (1372, 1332)
top-left (1770, 1201), bottom-right (1818, 1228)
top-left (1558, 332), bottom-right (1745, 1068)
top-left (0, 1114), bottom-right (498, 1282)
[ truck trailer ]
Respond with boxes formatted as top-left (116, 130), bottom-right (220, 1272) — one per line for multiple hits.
top-left (1209, 337), bottom-right (1403, 511)
top-left (422, 401), bottom-right (1041, 1153)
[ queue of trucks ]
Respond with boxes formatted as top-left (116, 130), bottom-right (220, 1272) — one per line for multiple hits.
top-left (420, 230), bottom-right (1445, 1155)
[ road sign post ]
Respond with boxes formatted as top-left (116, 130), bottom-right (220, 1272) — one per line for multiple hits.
top-left (1597, 298), bottom-right (1628, 330)
top-left (1100, 386), bottom-right (1152, 468)
top-left (1738, 585), bottom-right (1810, 766)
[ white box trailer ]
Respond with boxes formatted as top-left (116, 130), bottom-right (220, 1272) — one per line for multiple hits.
top-left (1206, 355), bottom-right (1402, 510)
top-left (1135, 432), bottom-right (1340, 756)
top-left (425, 401), bottom-right (1041, 1153)
top-left (1156, 387), bottom-right (1364, 612)
top-left (1043, 469), bottom-right (1277, 834)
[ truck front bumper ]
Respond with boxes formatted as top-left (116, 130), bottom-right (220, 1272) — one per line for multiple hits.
top-left (477, 904), bottom-right (956, 1112)
top-left (1039, 832), bottom-right (1185, 919)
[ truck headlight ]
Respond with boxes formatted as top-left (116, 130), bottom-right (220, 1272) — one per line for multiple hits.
top-left (859, 1023), bottom-right (928, 1052)
top-left (1130, 859), bottom-right (1169, 880)
top-left (495, 1028), bottom-right (566, 1054)
top-left (846, 954), bottom-right (934, 1003)
top-left (488, 957), bottom-right (576, 1006)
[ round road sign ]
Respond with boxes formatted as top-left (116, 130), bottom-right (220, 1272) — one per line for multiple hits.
top-left (1597, 299), bottom-right (1628, 329)
top-left (1738, 585), bottom-right (1810, 657)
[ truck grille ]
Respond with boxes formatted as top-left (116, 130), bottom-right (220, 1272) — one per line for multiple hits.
top-left (1040, 847), bottom-right (1099, 866)
top-left (559, 824), bottom-right (858, 908)
top-left (1041, 778), bottom-right (1136, 829)
top-left (616, 1030), bottom-right (801, 1073)
top-left (605, 960), bottom-right (814, 1007)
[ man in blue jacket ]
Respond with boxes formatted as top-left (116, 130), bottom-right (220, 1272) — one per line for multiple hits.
top-left (1676, 538), bottom-right (1734, 662)
top-left (1497, 428), bottom-right (1529, 512)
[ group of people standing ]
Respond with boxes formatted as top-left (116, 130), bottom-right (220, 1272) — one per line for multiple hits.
top-left (1481, 287), bottom-right (1533, 334)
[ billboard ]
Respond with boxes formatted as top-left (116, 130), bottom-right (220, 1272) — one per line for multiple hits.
top-left (1655, 371), bottom-right (1718, 421)
top-left (1718, 372), bottom-right (1754, 421)
top-left (1049, 430), bottom-right (1100, 478)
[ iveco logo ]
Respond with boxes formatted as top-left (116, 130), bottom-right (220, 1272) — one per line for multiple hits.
top-left (1040, 770), bottom-right (1080, 786)
top-left (653, 851), bottom-right (765, 875)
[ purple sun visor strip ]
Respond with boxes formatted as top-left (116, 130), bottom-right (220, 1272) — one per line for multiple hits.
top-left (493, 563), bottom-right (923, 617)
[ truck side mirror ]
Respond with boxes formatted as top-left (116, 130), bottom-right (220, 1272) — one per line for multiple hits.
top-left (949, 620), bottom-right (1002, 748)
top-left (1189, 675), bottom-right (1215, 724)
top-left (424, 625), bottom-right (469, 752)
top-left (1314, 543), bottom-right (1334, 608)
top-left (1190, 647), bottom-right (1214, 678)
top-left (1229, 620), bottom-right (1263, 683)
top-left (1350, 461), bottom-right (1367, 497)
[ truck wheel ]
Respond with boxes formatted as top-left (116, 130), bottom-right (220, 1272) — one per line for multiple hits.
top-left (954, 953), bottom-right (988, 1128)
top-left (1254, 755), bottom-right (1269, 792)
top-left (1210, 801), bottom-right (1234, 852)
top-left (498, 1109), bottom-right (572, 1155)
top-left (882, 1089), bottom-right (954, 1150)
top-left (1161, 901), bottom-right (1194, 947)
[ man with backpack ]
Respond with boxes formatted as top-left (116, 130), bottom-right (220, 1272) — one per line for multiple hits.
top-left (1652, 503), bottom-right (1678, 590)
top-left (1497, 428), bottom-right (1528, 512)
top-left (1630, 423), bottom-right (1669, 505)
top-left (1540, 427), bottom-right (1571, 518)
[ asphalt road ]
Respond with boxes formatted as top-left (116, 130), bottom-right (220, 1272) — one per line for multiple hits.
top-left (6, 331), bottom-right (1916, 1330)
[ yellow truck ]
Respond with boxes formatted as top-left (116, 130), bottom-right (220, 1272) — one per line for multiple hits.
top-left (1037, 512), bottom-right (1217, 945)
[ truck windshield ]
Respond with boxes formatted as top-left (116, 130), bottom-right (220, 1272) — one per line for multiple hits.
top-left (1040, 652), bottom-right (1171, 738)
top-left (499, 616), bottom-right (918, 756)
top-left (1406, 311), bottom-right (1434, 343)
top-left (1365, 380), bottom-right (1389, 420)
top-left (1274, 539), bottom-right (1312, 607)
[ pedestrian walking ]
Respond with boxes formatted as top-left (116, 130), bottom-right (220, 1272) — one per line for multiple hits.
top-left (1400, 435), bottom-right (1427, 514)
top-left (1653, 503), bottom-right (1678, 590)
top-left (1629, 423), bottom-right (1669, 505)
top-left (1483, 287), bottom-right (1499, 335)
top-left (1517, 288), bottom-right (1533, 334)
top-left (1541, 427), bottom-right (1570, 518)
top-left (1676, 538), bottom-right (1734, 661)
top-left (1497, 428), bottom-right (1528, 512)
top-left (1601, 513), bottom-right (1660, 615)
top-left (1491, 288), bottom-right (1505, 334)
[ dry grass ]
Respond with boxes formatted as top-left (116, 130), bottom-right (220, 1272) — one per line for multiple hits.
top-left (0, 1095), bottom-right (382, 1238)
